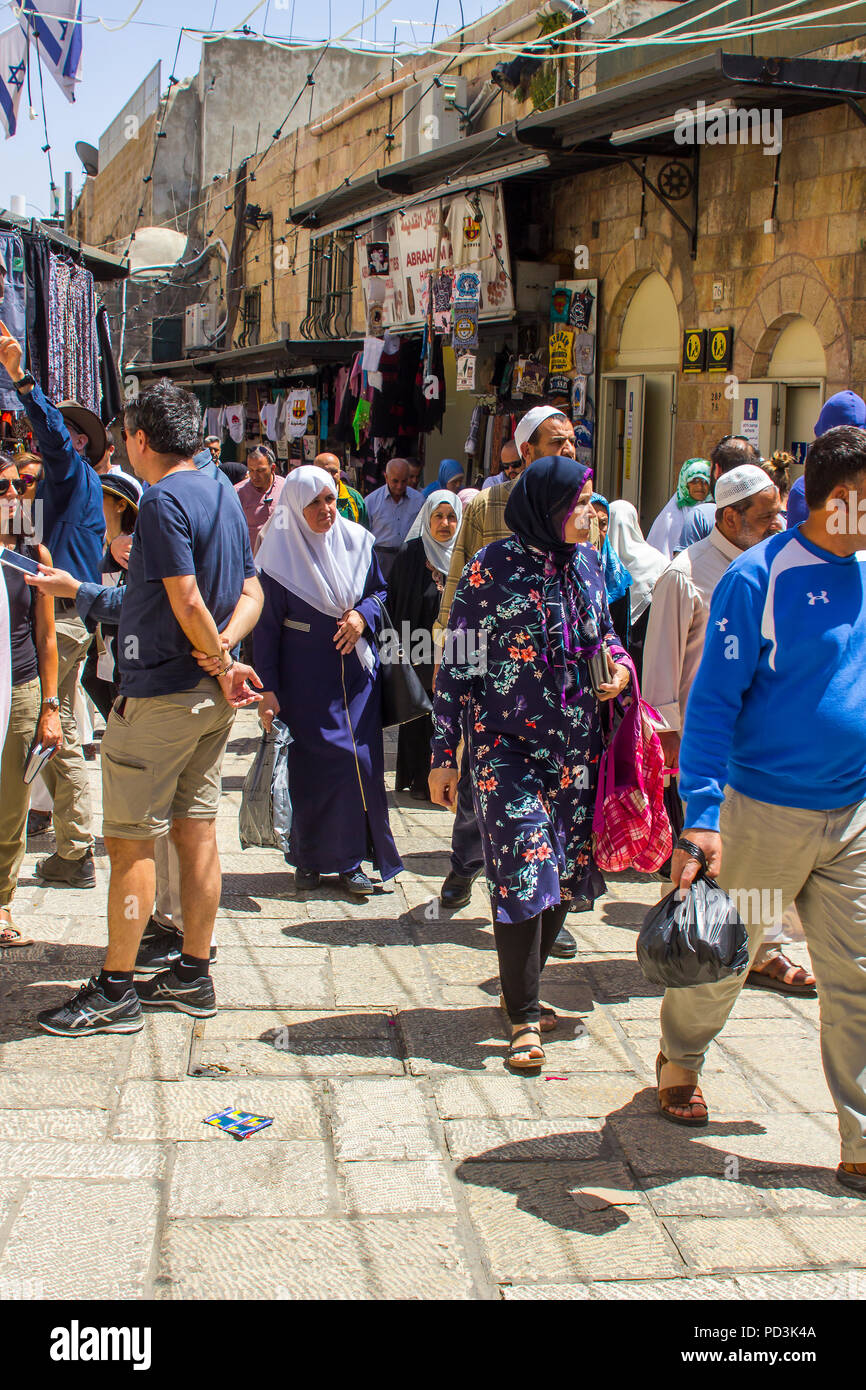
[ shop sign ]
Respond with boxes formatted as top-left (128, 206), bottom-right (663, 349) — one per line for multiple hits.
top-left (357, 185), bottom-right (514, 331)
top-left (708, 325), bottom-right (734, 372)
top-left (682, 329), bottom-right (707, 374)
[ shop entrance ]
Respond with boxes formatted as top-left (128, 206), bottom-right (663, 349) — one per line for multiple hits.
top-left (732, 318), bottom-right (826, 475)
top-left (599, 269), bottom-right (681, 531)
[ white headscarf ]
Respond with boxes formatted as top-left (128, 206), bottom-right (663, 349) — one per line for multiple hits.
top-left (405, 488), bottom-right (463, 577)
top-left (256, 465), bottom-right (377, 671)
top-left (607, 500), bottom-right (667, 620)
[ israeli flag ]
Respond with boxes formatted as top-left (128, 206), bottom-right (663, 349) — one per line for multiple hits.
top-left (0, 24), bottom-right (27, 138)
top-left (16, 0), bottom-right (82, 103)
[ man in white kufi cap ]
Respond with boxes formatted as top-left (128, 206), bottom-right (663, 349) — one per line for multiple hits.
top-left (642, 463), bottom-right (813, 993)
top-left (432, 402), bottom-right (581, 958)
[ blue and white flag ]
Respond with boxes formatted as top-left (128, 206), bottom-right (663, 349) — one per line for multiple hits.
top-left (16, 0), bottom-right (82, 104)
top-left (0, 24), bottom-right (27, 138)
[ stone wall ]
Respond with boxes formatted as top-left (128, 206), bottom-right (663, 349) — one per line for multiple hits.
top-left (550, 99), bottom-right (866, 463)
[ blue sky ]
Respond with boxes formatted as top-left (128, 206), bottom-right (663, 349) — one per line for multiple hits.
top-left (2, 0), bottom-right (497, 215)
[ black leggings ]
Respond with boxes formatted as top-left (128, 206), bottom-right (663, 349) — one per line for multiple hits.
top-left (494, 903), bottom-right (570, 1024)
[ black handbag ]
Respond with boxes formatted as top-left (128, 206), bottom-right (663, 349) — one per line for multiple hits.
top-left (372, 597), bottom-right (433, 728)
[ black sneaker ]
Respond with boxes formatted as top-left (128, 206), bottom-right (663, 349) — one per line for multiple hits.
top-left (549, 925), bottom-right (577, 959)
top-left (35, 849), bottom-right (96, 889)
top-left (338, 868), bottom-right (374, 896)
top-left (37, 976), bottom-right (143, 1036)
top-left (140, 915), bottom-right (175, 947)
top-left (137, 967), bottom-right (217, 1018)
top-left (135, 929), bottom-right (217, 976)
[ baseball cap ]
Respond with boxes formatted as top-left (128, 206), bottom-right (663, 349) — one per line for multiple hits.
top-left (814, 391), bottom-right (866, 437)
top-left (714, 464), bottom-right (775, 509)
top-left (513, 406), bottom-right (567, 453)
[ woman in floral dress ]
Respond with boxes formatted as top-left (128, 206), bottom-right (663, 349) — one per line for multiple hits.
top-left (429, 456), bottom-right (630, 1070)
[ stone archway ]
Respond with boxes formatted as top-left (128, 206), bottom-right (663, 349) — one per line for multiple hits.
top-left (734, 255), bottom-right (850, 387)
top-left (600, 231), bottom-right (695, 370)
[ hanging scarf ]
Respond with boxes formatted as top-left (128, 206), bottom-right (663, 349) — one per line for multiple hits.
top-left (405, 488), bottom-right (463, 578)
top-left (504, 455), bottom-right (601, 706)
top-left (256, 465), bottom-right (376, 672)
top-left (590, 492), bottom-right (632, 606)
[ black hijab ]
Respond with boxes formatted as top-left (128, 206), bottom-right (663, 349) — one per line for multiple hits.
top-left (504, 455), bottom-right (594, 564)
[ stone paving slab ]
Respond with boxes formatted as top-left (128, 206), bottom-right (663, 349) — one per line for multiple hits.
top-left (328, 1078), bottom-right (439, 1161)
top-left (0, 1180), bottom-right (159, 1300)
top-left (0, 1140), bottom-right (167, 1180)
top-left (0, 1108), bottom-right (112, 1141)
top-left (445, 1118), bottom-right (610, 1163)
top-left (501, 1276), bottom-right (744, 1299)
top-left (337, 1160), bottom-right (457, 1215)
top-left (169, 1140), bottom-right (331, 1217)
top-left (112, 1079), bottom-right (326, 1141)
top-left (158, 1217), bottom-right (476, 1299)
top-left (458, 1162), bottom-right (682, 1283)
top-left (200, 1037), bottom-right (403, 1078)
top-left (665, 1215), bottom-right (823, 1274)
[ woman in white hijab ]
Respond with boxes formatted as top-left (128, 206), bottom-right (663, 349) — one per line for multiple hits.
top-left (607, 499), bottom-right (667, 682)
top-left (387, 488), bottom-right (462, 800)
top-left (254, 466), bottom-right (402, 895)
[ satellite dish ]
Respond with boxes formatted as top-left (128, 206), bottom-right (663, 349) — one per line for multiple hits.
top-left (75, 141), bottom-right (99, 177)
top-left (128, 227), bottom-right (189, 279)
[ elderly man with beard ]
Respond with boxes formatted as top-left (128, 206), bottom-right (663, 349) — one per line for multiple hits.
top-left (432, 405), bottom-right (582, 961)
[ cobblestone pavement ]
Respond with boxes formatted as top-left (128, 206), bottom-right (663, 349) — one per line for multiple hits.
top-left (0, 712), bottom-right (863, 1301)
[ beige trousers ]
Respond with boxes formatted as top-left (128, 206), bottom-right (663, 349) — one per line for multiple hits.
top-left (660, 788), bottom-right (866, 1162)
top-left (0, 679), bottom-right (41, 905)
top-left (40, 615), bottom-right (94, 859)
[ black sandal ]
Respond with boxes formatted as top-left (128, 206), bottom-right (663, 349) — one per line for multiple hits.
top-left (506, 1025), bottom-right (545, 1072)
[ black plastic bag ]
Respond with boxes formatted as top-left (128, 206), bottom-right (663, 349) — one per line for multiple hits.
top-left (637, 873), bottom-right (749, 988)
top-left (238, 719), bottom-right (292, 854)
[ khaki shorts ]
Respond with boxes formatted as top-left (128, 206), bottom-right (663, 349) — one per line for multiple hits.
top-left (101, 679), bottom-right (236, 840)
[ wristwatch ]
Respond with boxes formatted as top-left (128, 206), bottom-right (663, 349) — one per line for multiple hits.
top-left (14, 372), bottom-right (36, 394)
top-left (41, 697), bottom-right (60, 711)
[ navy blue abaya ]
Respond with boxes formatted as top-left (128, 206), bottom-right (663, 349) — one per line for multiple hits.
top-left (253, 557), bottom-right (403, 880)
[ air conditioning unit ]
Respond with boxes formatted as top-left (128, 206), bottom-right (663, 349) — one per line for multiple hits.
top-left (184, 302), bottom-right (218, 351)
top-left (401, 78), bottom-right (466, 160)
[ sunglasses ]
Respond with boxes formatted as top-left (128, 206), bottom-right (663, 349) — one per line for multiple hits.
top-left (0, 478), bottom-right (28, 497)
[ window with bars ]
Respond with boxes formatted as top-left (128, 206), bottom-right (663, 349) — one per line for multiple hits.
top-left (300, 232), bottom-right (354, 340)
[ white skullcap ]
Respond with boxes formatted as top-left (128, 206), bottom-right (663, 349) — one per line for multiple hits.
top-left (513, 405), bottom-right (567, 453)
top-left (714, 464), bottom-right (774, 509)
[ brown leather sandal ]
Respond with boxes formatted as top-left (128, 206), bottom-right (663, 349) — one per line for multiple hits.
top-left (507, 1025), bottom-right (545, 1071)
top-left (656, 1052), bottom-right (709, 1127)
top-left (745, 952), bottom-right (817, 998)
top-left (499, 994), bottom-right (558, 1033)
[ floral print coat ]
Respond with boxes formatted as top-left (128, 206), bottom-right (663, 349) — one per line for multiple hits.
top-left (431, 536), bottom-right (626, 924)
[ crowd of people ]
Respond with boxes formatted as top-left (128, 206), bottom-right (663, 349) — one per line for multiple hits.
top-left (1, 306), bottom-right (865, 1196)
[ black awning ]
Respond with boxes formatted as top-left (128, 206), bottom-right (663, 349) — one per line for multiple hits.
top-left (289, 51), bottom-right (866, 230)
top-left (131, 335), bottom-right (362, 380)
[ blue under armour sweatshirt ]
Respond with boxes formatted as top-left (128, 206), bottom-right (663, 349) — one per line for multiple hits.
top-left (679, 526), bottom-right (866, 830)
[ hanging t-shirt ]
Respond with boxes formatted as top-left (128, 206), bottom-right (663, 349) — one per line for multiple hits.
top-left (260, 402), bottom-right (279, 441)
top-left (443, 197), bottom-right (493, 268)
top-left (287, 390), bottom-right (312, 439)
top-left (225, 405), bottom-right (246, 443)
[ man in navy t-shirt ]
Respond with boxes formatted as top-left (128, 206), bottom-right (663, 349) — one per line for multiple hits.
top-left (37, 379), bottom-right (264, 1037)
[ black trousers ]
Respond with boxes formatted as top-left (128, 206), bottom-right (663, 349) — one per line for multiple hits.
top-left (494, 903), bottom-right (570, 1024)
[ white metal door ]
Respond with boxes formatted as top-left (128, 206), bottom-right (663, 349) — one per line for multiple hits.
top-left (620, 375), bottom-right (645, 506)
top-left (733, 382), bottom-right (783, 458)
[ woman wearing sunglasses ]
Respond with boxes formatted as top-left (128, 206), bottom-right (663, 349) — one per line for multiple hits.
top-left (0, 454), bottom-right (62, 948)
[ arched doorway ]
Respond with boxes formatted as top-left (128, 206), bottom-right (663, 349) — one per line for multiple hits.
top-left (600, 271), bottom-right (680, 529)
top-left (734, 315), bottom-right (826, 470)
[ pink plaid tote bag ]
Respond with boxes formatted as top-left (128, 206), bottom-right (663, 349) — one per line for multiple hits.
top-left (592, 661), bottom-right (672, 874)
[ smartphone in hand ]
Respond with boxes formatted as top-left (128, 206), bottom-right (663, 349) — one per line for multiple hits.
top-left (0, 546), bottom-right (40, 576)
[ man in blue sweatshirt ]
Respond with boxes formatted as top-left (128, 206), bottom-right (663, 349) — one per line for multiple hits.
top-left (0, 318), bottom-right (105, 888)
top-left (659, 425), bottom-right (866, 1195)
